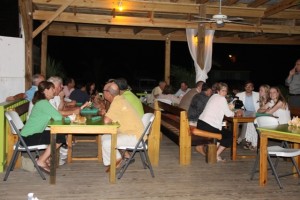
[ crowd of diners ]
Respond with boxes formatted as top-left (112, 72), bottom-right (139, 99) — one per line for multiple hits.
top-left (4, 58), bottom-right (300, 173)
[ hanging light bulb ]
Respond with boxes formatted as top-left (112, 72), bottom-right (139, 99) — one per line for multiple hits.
top-left (118, 0), bottom-right (123, 11)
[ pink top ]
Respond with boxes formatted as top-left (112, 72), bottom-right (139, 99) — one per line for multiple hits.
top-left (63, 86), bottom-right (74, 98)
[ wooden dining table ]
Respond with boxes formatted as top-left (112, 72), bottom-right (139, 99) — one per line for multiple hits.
top-left (48, 117), bottom-right (119, 184)
top-left (258, 124), bottom-right (300, 186)
top-left (225, 110), bottom-right (256, 160)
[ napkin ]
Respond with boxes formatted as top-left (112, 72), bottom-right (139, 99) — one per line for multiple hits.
top-left (91, 116), bottom-right (101, 121)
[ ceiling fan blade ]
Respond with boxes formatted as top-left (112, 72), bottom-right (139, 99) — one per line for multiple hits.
top-left (225, 20), bottom-right (255, 26)
top-left (193, 15), bottom-right (212, 20)
top-left (187, 20), bottom-right (215, 24)
top-left (227, 17), bottom-right (244, 21)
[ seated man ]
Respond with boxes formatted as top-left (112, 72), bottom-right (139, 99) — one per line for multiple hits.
top-left (157, 85), bottom-right (181, 105)
top-left (5, 74), bottom-right (45, 102)
top-left (174, 81), bottom-right (191, 97)
top-left (100, 82), bottom-right (144, 172)
top-left (114, 78), bottom-right (144, 117)
top-left (188, 83), bottom-right (212, 126)
top-left (69, 81), bottom-right (90, 104)
top-left (147, 80), bottom-right (167, 105)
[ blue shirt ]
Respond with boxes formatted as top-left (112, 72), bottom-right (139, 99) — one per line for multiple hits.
top-left (244, 95), bottom-right (255, 111)
top-left (25, 85), bottom-right (38, 101)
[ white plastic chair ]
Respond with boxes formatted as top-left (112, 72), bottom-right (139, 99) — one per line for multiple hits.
top-left (117, 113), bottom-right (155, 179)
top-left (3, 111), bottom-right (48, 181)
top-left (250, 116), bottom-right (300, 189)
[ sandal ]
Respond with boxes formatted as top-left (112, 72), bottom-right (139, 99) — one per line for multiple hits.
top-left (243, 142), bottom-right (252, 150)
top-left (37, 164), bottom-right (50, 175)
top-left (217, 156), bottom-right (226, 163)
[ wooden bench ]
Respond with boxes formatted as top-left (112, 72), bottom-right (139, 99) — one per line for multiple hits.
top-left (154, 100), bottom-right (222, 165)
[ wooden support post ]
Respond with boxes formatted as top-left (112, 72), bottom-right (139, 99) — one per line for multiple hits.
top-left (41, 30), bottom-right (48, 76)
top-left (164, 38), bottom-right (171, 84)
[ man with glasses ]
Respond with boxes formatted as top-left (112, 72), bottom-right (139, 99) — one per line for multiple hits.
top-left (100, 82), bottom-right (144, 172)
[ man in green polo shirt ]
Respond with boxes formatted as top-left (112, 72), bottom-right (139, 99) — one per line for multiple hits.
top-left (114, 78), bottom-right (144, 117)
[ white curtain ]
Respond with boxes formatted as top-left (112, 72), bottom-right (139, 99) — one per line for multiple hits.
top-left (186, 29), bottom-right (215, 82)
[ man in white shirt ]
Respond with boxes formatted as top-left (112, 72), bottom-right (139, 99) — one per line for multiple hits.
top-left (235, 81), bottom-right (259, 144)
top-left (175, 81), bottom-right (191, 97)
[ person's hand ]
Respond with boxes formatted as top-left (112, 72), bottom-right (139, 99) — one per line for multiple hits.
top-left (234, 109), bottom-right (243, 117)
top-left (80, 101), bottom-right (92, 110)
top-left (58, 91), bottom-right (65, 100)
top-left (289, 67), bottom-right (296, 76)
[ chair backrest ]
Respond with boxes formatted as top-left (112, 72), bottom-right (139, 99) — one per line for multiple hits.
top-left (141, 113), bottom-right (155, 137)
top-left (254, 116), bottom-right (279, 128)
top-left (5, 111), bottom-right (25, 135)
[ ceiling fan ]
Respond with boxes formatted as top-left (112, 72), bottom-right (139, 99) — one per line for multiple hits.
top-left (193, 0), bottom-right (252, 27)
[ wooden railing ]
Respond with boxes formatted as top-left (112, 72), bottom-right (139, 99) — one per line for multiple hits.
top-left (0, 100), bottom-right (29, 172)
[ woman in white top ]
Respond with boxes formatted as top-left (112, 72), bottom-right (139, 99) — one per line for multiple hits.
top-left (258, 86), bottom-right (291, 124)
top-left (196, 82), bottom-right (242, 162)
top-left (244, 84), bottom-right (270, 150)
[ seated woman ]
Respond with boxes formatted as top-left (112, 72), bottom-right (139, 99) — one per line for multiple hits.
top-left (244, 84), bottom-right (270, 150)
top-left (195, 82), bottom-right (243, 162)
top-left (20, 81), bottom-right (66, 173)
top-left (258, 86), bottom-right (291, 124)
top-left (157, 85), bottom-right (181, 105)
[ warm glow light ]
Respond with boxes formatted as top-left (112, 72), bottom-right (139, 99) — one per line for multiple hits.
top-left (193, 35), bottom-right (198, 45)
top-left (229, 54), bottom-right (232, 58)
top-left (118, 0), bottom-right (123, 11)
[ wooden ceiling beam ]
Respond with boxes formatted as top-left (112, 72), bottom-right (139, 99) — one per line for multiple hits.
top-left (223, 0), bottom-right (239, 6)
top-left (248, 0), bottom-right (270, 8)
top-left (45, 23), bottom-right (300, 45)
top-left (133, 27), bottom-right (144, 35)
top-left (32, 0), bottom-right (300, 20)
top-left (32, 0), bottom-right (75, 38)
top-left (33, 10), bottom-right (300, 35)
top-left (263, 0), bottom-right (298, 18)
top-left (196, 0), bottom-right (209, 4)
top-left (160, 28), bottom-right (177, 36)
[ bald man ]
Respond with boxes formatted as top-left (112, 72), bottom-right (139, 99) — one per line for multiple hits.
top-left (101, 82), bottom-right (144, 172)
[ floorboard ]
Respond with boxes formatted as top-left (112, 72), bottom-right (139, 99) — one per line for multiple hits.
top-left (1, 135), bottom-right (299, 200)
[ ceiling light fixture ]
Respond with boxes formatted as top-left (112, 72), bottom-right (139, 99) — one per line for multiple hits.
top-left (118, 0), bottom-right (123, 11)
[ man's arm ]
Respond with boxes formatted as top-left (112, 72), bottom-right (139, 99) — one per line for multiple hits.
top-left (6, 93), bottom-right (26, 101)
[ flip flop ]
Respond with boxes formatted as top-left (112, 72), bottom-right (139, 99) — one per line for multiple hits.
top-left (37, 165), bottom-right (50, 175)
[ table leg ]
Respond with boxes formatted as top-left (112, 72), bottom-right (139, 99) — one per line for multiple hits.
top-left (67, 134), bottom-right (72, 163)
top-left (109, 134), bottom-right (117, 183)
top-left (50, 134), bottom-right (57, 184)
top-left (231, 119), bottom-right (238, 160)
top-left (97, 135), bottom-right (103, 163)
top-left (293, 143), bottom-right (300, 176)
top-left (259, 133), bottom-right (268, 186)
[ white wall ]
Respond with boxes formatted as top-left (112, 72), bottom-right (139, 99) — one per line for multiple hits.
top-left (0, 36), bottom-right (25, 102)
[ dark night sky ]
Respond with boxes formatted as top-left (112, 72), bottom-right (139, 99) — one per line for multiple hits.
top-left (46, 36), bottom-right (299, 89)
top-left (1, 0), bottom-right (299, 90)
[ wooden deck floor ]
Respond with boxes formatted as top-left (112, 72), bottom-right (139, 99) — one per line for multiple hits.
top-left (1, 135), bottom-right (300, 200)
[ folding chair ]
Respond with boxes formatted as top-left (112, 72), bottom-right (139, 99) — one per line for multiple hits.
top-left (250, 116), bottom-right (300, 189)
top-left (117, 113), bottom-right (155, 179)
top-left (3, 111), bottom-right (48, 181)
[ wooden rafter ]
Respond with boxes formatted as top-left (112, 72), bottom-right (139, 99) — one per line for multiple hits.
top-left (133, 27), bottom-right (144, 35)
top-left (32, 0), bottom-right (75, 38)
top-left (223, 0), bottom-right (239, 6)
top-left (264, 0), bottom-right (298, 18)
top-left (248, 0), bottom-right (270, 8)
top-left (160, 28), bottom-right (177, 36)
